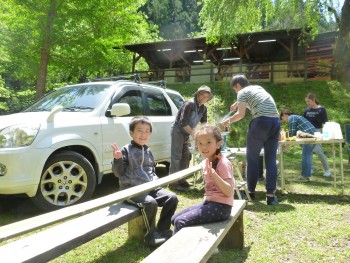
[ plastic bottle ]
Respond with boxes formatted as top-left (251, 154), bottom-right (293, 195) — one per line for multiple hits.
top-left (322, 123), bottom-right (330, 140)
top-left (280, 129), bottom-right (286, 141)
top-left (221, 126), bottom-right (228, 151)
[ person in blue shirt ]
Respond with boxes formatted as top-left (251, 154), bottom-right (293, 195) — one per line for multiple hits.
top-left (280, 109), bottom-right (316, 182)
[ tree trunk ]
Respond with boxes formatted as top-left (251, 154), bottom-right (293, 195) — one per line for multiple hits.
top-left (35, 0), bottom-right (57, 99)
top-left (334, 0), bottom-right (350, 86)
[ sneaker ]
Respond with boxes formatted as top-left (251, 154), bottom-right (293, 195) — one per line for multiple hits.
top-left (266, 196), bottom-right (279, 205)
top-left (144, 231), bottom-right (167, 247)
top-left (323, 170), bottom-right (331, 177)
top-left (159, 229), bottom-right (173, 239)
top-left (293, 176), bottom-right (311, 182)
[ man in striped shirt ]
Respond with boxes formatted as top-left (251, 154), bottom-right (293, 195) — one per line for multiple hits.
top-left (222, 75), bottom-right (280, 205)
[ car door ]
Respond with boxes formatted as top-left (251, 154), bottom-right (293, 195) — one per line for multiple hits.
top-left (100, 85), bottom-right (145, 174)
top-left (143, 87), bottom-right (175, 163)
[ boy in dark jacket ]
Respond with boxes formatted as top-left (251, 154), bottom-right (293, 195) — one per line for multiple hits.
top-left (112, 116), bottom-right (178, 247)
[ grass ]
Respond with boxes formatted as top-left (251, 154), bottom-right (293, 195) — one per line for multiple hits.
top-left (45, 153), bottom-right (349, 263)
top-left (2, 152), bottom-right (347, 263)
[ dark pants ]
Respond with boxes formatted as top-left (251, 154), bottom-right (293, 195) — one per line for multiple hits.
top-left (246, 155), bottom-right (264, 178)
top-left (246, 116), bottom-right (280, 195)
top-left (127, 188), bottom-right (178, 236)
top-left (170, 123), bottom-right (191, 184)
top-left (171, 201), bottom-right (232, 234)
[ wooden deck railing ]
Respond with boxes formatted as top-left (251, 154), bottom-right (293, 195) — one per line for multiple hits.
top-left (131, 61), bottom-right (334, 84)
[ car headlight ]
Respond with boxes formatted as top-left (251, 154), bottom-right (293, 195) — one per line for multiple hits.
top-left (0, 124), bottom-right (40, 148)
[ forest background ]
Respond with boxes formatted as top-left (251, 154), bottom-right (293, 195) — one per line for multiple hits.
top-left (0, 0), bottom-right (349, 114)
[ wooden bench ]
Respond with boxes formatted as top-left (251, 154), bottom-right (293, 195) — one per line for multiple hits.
top-left (0, 165), bottom-right (201, 262)
top-left (142, 199), bottom-right (247, 263)
top-left (0, 202), bottom-right (142, 263)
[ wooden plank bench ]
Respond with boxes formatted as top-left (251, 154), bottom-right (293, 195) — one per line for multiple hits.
top-left (0, 165), bottom-right (201, 262)
top-left (0, 202), bottom-right (143, 263)
top-left (0, 164), bottom-right (201, 242)
top-left (142, 199), bottom-right (246, 263)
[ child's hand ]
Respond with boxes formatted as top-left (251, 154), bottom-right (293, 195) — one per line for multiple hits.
top-left (111, 144), bottom-right (122, 159)
top-left (204, 158), bottom-right (215, 177)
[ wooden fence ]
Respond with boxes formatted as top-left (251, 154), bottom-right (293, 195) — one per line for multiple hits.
top-left (134, 61), bottom-right (334, 84)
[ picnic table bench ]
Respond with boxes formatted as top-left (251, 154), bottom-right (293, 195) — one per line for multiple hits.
top-left (142, 199), bottom-right (246, 263)
top-left (0, 165), bottom-right (201, 262)
top-left (0, 163), bottom-right (246, 263)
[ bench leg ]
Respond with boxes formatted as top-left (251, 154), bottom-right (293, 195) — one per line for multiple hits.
top-left (128, 216), bottom-right (146, 241)
top-left (220, 212), bottom-right (244, 249)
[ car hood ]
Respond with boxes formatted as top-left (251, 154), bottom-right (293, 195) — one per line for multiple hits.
top-left (0, 112), bottom-right (52, 129)
top-left (0, 110), bottom-right (94, 129)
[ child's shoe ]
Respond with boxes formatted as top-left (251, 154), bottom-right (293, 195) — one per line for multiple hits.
top-left (159, 229), bottom-right (173, 239)
top-left (145, 231), bottom-right (167, 247)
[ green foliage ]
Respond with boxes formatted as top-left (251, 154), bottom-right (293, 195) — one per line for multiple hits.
top-left (0, 0), bottom-right (159, 95)
top-left (140, 0), bottom-right (203, 40)
top-left (0, 76), bottom-right (10, 111)
top-left (0, 75), bottom-right (36, 114)
top-left (199, 0), bottom-right (339, 45)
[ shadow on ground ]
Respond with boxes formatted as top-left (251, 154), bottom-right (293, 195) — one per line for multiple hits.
top-left (0, 166), bottom-right (169, 226)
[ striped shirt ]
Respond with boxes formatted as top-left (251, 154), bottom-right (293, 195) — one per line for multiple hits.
top-left (237, 85), bottom-right (278, 118)
top-left (288, 115), bottom-right (316, 137)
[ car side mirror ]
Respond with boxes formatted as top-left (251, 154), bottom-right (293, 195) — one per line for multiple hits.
top-left (110, 103), bottom-right (131, 117)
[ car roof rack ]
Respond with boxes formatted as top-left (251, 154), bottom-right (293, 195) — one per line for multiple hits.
top-left (88, 73), bottom-right (167, 89)
top-left (88, 73), bottom-right (141, 83)
top-left (143, 80), bottom-right (167, 89)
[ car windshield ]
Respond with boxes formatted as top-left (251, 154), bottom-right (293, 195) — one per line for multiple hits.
top-left (25, 84), bottom-right (113, 112)
top-left (166, 91), bottom-right (185, 109)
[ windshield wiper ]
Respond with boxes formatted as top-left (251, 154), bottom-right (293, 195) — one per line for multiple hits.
top-left (25, 108), bottom-right (51, 112)
top-left (62, 106), bottom-right (94, 112)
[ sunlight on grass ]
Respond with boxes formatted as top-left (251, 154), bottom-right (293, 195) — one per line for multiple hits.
top-left (51, 152), bottom-right (350, 263)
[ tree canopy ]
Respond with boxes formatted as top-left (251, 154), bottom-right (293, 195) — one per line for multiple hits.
top-left (141, 0), bottom-right (202, 40)
top-left (199, 0), bottom-right (349, 84)
top-left (0, 0), bottom-right (158, 98)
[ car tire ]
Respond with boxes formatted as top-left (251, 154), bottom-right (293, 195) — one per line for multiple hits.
top-left (32, 150), bottom-right (96, 211)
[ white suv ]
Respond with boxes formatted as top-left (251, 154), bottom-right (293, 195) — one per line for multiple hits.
top-left (0, 79), bottom-right (184, 211)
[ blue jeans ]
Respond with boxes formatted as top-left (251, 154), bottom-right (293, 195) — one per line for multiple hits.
top-left (302, 144), bottom-right (316, 177)
top-left (246, 116), bottom-right (280, 195)
top-left (312, 128), bottom-right (330, 172)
